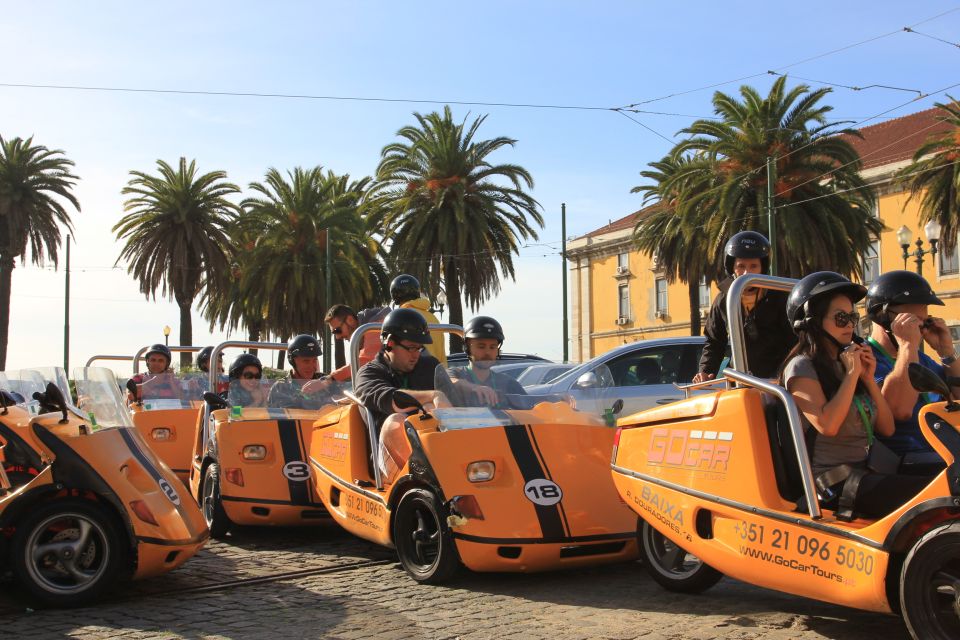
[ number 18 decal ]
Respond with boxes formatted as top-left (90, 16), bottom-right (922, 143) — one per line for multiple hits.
top-left (524, 479), bottom-right (563, 506)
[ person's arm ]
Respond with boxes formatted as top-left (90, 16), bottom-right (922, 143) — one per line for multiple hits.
top-left (879, 314), bottom-right (924, 421)
top-left (695, 299), bottom-right (727, 380)
top-left (922, 316), bottom-right (960, 395)
top-left (354, 365), bottom-right (399, 417)
top-left (857, 344), bottom-right (894, 438)
top-left (329, 363), bottom-right (351, 382)
top-left (788, 351), bottom-right (862, 437)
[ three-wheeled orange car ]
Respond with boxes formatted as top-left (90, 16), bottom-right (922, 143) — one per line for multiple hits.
top-left (190, 341), bottom-right (339, 538)
top-left (612, 274), bottom-right (960, 640)
top-left (0, 367), bottom-right (207, 606)
top-left (308, 323), bottom-right (639, 583)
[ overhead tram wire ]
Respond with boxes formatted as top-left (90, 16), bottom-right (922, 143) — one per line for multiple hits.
top-left (903, 27), bottom-right (960, 49)
top-left (765, 71), bottom-right (923, 97)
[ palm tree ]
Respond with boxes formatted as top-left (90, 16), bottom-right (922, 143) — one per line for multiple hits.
top-left (238, 167), bottom-right (389, 349)
top-left (114, 158), bottom-right (240, 367)
top-left (633, 154), bottom-right (720, 336)
top-left (897, 98), bottom-right (960, 250)
top-left (0, 136), bottom-right (79, 368)
top-left (373, 106), bottom-right (542, 353)
top-left (671, 76), bottom-right (882, 278)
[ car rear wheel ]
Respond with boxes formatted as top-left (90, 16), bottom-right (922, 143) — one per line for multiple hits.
top-left (393, 488), bottom-right (460, 584)
top-left (900, 520), bottom-right (960, 640)
top-left (10, 499), bottom-right (126, 607)
top-left (639, 519), bottom-right (721, 593)
top-left (202, 463), bottom-right (232, 539)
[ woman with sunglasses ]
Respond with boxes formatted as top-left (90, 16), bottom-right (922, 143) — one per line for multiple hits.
top-left (226, 354), bottom-right (269, 408)
top-left (781, 272), bottom-right (929, 519)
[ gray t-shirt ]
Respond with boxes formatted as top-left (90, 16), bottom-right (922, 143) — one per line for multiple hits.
top-left (783, 355), bottom-right (872, 475)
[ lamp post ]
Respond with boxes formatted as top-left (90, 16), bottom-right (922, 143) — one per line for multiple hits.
top-left (897, 221), bottom-right (942, 276)
top-left (430, 291), bottom-right (447, 319)
top-left (163, 325), bottom-right (171, 346)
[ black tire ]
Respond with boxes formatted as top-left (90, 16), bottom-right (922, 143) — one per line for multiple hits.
top-left (900, 520), bottom-right (960, 640)
top-left (10, 499), bottom-right (126, 607)
top-left (639, 519), bottom-right (722, 593)
top-left (393, 488), bottom-right (460, 584)
top-left (202, 463), bottom-right (232, 539)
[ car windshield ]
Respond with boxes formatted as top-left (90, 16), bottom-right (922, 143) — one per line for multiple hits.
top-left (224, 376), bottom-right (348, 416)
top-left (430, 363), bottom-right (615, 430)
top-left (0, 369), bottom-right (46, 415)
top-left (135, 372), bottom-right (206, 410)
top-left (73, 367), bottom-right (134, 429)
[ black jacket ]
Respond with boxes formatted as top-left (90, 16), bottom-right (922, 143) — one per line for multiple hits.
top-left (354, 351), bottom-right (440, 428)
top-left (698, 277), bottom-right (795, 379)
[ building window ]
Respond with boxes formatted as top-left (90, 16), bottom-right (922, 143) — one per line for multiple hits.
top-left (655, 278), bottom-right (668, 314)
top-left (617, 252), bottom-right (629, 269)
top-left (862, 239), bottom-right (880, 285)
top-left (940, 242), bottom-right (959, 276)
top-left (618, 284), bottom-right (630, 319)
top-left (698, 276), bottom-right (710, 309)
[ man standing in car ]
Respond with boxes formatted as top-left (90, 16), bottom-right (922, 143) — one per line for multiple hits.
top-left (692, 231), bottom-right (795, 382)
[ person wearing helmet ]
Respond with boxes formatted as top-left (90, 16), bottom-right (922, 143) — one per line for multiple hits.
top-left (781, 272), bottom-right (929, 519)
top-left (355, 308), bottom-right (443, 482)
top-left (324, 303), bottom-right (390, 382)
top-left (447, 316), bottom-right (525, 406)
top-left (267, 334), bottom-right (332, 409)
top-left (224, 354), bottom-right (268, 408)
top-left (390, 274), bottom-right (446, 365)
top-left (127, 344), bottom-right (178, 405)
top-left (864, 270), bottom-right (960, 461)
top-left (195, 346), bottom-right (227, 394)
top-left (692, 231), bottom-right (795, 382)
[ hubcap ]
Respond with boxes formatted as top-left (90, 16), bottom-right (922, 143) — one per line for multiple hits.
top-left (25, 512), bottom-right (109, 594)
top-left (644, 525), bottom-right (701, 578)
top-left (930, 562), bottom-right (960, 632)
top-left (202, 473), bottom-right (216, 526)
top-left (408, 505), bottom-right (440, 567)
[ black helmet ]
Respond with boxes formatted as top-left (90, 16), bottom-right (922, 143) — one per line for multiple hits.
top-left (229, 353), bottom-right (263, 380)
top-left (381, 308), bottom-right (433, 345)
top-left (390, 274), bottom-right (421, 305)
top-left (145, 344), bottom-right (172, 366)
top-left (197, 346), bottom-right (214, 371)
top-left (787, 271), bottom-right (867, 333)
top-left (865, 270), bottom-right (944, 328)
top-left (724, 231), bottom-right (771, 275)
top-left (287, 334), bottom-right (321, 368)
top-left (464, 316), bottom-right (505, 344)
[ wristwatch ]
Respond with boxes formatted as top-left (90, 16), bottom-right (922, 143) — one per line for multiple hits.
top-left (940, 351), bottom-right (958, 366)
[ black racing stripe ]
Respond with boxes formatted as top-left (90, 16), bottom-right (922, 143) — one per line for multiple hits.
top-left (292, 419), bottom-right (318, 504)
top-left (503, 424), bottom-right (565, 539)
top-left (118, 428), bottom-right (164, 482)
top-left (452, 531), bottom-right (635, 545)
top-left (277, 419), bottom-right (310, 505)
top-left (527, 425), bottom-right (572, 538)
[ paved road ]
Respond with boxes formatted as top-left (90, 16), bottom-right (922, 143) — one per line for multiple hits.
top-left (0, 523), bottom-right (910, 640)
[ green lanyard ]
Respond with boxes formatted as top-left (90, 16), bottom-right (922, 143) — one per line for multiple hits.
top-left (852, 395), bottom-right (874, 445)
top-left (867, 337), bottom-right (933, 405)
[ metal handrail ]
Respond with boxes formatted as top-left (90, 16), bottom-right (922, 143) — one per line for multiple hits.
top-left (132, 345), bottom-right (203, 374)
top-left (725, 274), bottom-right (798, 375)
top-left (348, 322), bottom-right (465, 489)
top-left (722, 368), bottom-right (821, 520)
top-left (673, 377), bottom-right (734, 399)
top-left (85, 354), bottom-right (137, 368)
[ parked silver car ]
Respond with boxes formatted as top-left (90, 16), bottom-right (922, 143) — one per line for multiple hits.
top-left (525, 336), bottom-right (706, 418)
top-left (516, 362), bottom-right (577, 387)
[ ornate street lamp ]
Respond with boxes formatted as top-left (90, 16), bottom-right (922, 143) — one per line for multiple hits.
top-left (430, 291), bottom-right (447, 319)
top-left (163, 325), bottom-right (171, 346)
top-left (897, 221), bottom-right (942, 276)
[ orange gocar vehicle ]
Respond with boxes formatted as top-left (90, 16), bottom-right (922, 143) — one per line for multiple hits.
top-left (0, 367), bottom-right (207, 607)
top-left (612, 274), bottom-right (960, 640)
top-left (127, 345), bottom-right (211, 488)
top-left (308, 324), bottom-right (638, 584)
top-left (190, 341), bottom-right (338, 538)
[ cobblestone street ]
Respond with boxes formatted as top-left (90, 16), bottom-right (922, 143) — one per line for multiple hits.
top-left (0, 523), bottom-right (910, 639)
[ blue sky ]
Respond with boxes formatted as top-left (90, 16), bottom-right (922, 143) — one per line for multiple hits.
top-left (3, 1), bottom-right (959, 371)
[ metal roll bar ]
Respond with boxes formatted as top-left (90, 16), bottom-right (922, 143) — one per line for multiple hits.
top-left (348, 322), bottom-right (465, 489)
top-left (725, 274), bottom-right (798, 374)
top-left (722, 368), bottom-right (821, 520)
top-left (85, 354), bottom-right (138, 368)
top-left (132, 345), bottom-right (203, 374)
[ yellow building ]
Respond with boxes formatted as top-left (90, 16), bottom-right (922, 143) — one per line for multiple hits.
top-left (566, 107), bottom-right (957, 361)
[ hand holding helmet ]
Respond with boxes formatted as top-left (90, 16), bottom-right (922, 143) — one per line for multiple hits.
top-left (891, 313), bottom-right (924, 349)
top-left (840, 347), bottom-right (863, 378)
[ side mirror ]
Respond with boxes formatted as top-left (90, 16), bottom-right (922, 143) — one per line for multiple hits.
top-left (393, 390), bottom-right (429, 417)
top-left (203, 392), bottom-right (229, 410)
top-left (611, 398), bottom-right (624, 416)
top-left (909, 363), bottom-right (950, 397)
top-left (575, 372), bottom-right (598, 389)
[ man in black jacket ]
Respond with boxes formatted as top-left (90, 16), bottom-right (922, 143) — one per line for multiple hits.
top-left (692, 231), bottom-right (795, 382)
top-left (355, 308), bottom-right (442, 481)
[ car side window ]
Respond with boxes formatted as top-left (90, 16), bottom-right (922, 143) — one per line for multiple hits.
top-left (605, 345), bottom-right (688, 387)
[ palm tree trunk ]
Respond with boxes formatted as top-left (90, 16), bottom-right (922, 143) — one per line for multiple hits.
top-left (176, 295), bottom-right (193, 368)
top-left (688, 278), bottom-right (702, 336)
top-left (247, 318), bottom-right (261, 357)
top-left (0, 254), bottom-right (14, 369)
top-left (443, 258), bottom-right (464, 354)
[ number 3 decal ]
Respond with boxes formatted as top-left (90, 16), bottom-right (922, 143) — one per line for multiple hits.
top-left (524, 479), bottom-right (563, 506)
top-left (283, 461), bottom-right (311, 481)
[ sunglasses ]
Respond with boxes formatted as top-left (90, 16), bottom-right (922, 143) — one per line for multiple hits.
top-left (833, 310), bottom-right (860, 328)
top-left (330, 321), bottom-right (345, 336)
top-left (393, 342), bottom-right (425, 354)
top-left (241, 372), bottom-right (262, 380)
